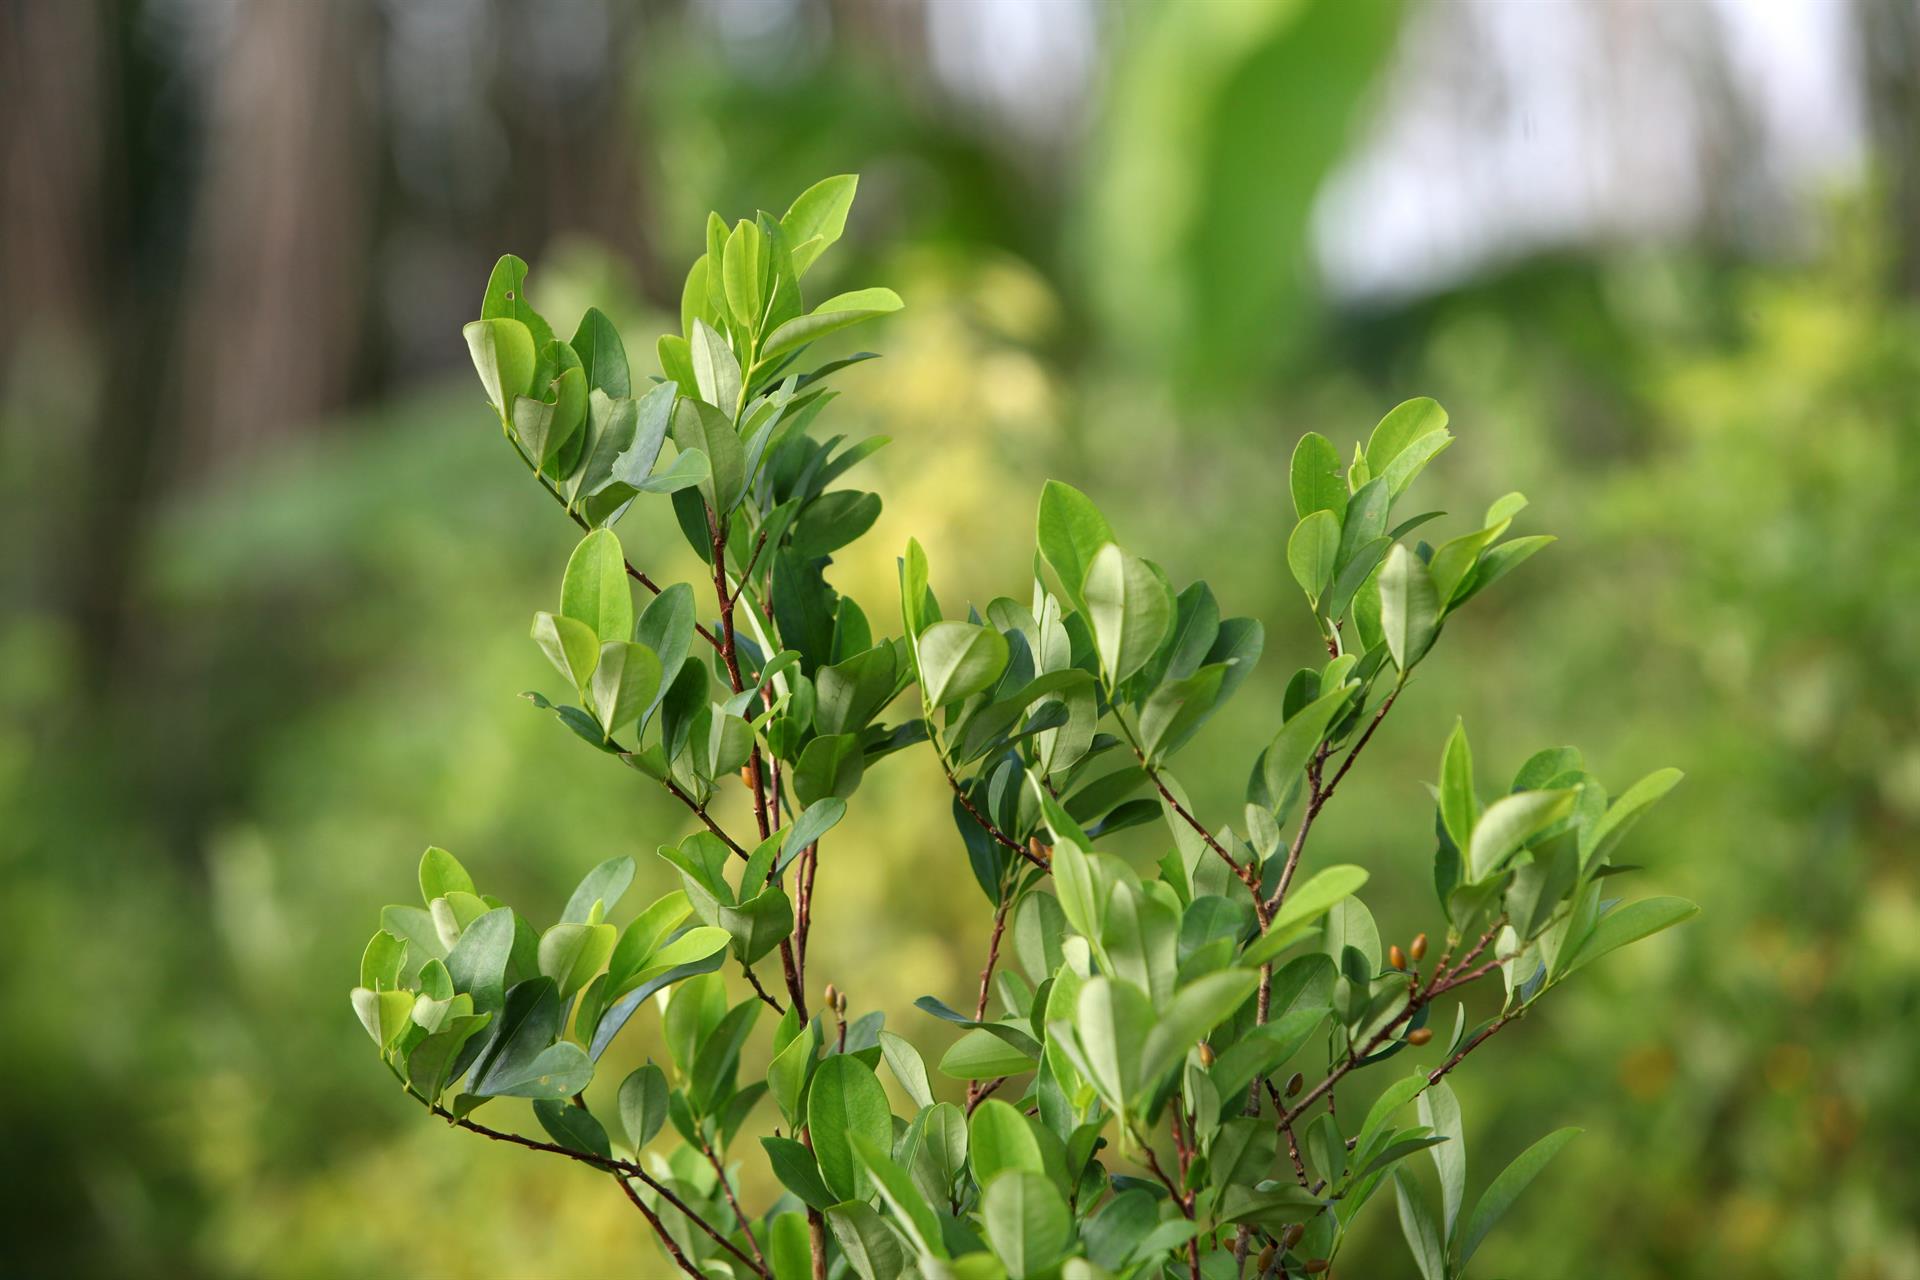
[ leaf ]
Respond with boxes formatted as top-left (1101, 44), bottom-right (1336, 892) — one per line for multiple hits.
top-left (463, 318), bottom-right (536, 419)
top-left (1137, 969), bottom-right (1260, 1087)
top-left (1073, 978), bottom-right (1154, 1108)
top-left (444, 907), bottom-right (516, 1013)
top-left (419, 847), bottom-right (476, 904)
top-left (1581, 767), bottom-right (1684, 870)
top-left (1082, 543), bottom-right (1172, 686)
top-left (939, 1028), bottom-right (1037, 1081)
top-left (806, 1055), bottom-right (894, 1202)
top-left (1244, 866), bottom-right (1370, 964)
top-left (1365, 397), bottom-right (1449, 479)
top-left (690, 317), bottom-right (742, 415)
top-left (1467, 788), bottom-right (1579, 881)
top-left (850, 1133), bottom-right (949, 1259)
top-left (560, 528), bottom-right (634, 645)
top-left (350, 987), bottom-right (413, 1050)
top-left (671, 396), bottom-right (746, 513)
top-left (1418, 1079), bottom-right (1465, 1237)
top-left (791, 489), bottom-right (883, 561)
top-left (970, 1098), bottom-right (1046, 1183)
top-left (778, 798), bottom-right (846, 873)
top-left (1036, 480), bottom-right (1114, 611)
top-left (537, 921), bottom-right (616, 1000)
top-left (879, 1030), bottom-right (934, 1109)
top-left (569, 306), bottom-right (630, 398)
top-left (1458, 1127), bottom-right (1581, 1264)
top-left (1378, 543), bottom-right (1438, 671)
top-left (827, 1202), bottom-right (907, 1280)
top-left (1260, 683), bottom-right (1354, 803)
top-left (794, 732), bottom-right (865, 805)
top-left (530, 611), bottom-right (600, 695)
top-left (1567, 897), bottom-right (1700, 973)
top-left (760, 288), bottom-right (904, 361)
top-left (917, 622), bottom-right (1011, 709)
top-left (1394, 1171), bottom-right (1447, 1280)
top-left (479, 1037), bottom-right (591, 1100)
top-left (589, 641), bottom-right (663, 736)
top-left (783, 175), bottom-right (859, 276)
top-left (981, 1170), bottom-right (1072, 1280)
top-left (533, 1098), bottom-right (611, 1161)
top-left (618, 1063), bottom-right (669, 1149)
top-left (1287, 510), bottom-right (1341, 605)
top-left (481, 253), bottom-right (553, 348)
top-left (722, 219), bottom-right (766, 334)
top-left (359, 930), bottom-right (407, 991)
top-left (1439, 718), bottom-right (1476, 852)
top-left (610, 379), bottom-right (687, 491)
top-left (1289, 431), bottom-right (1346, 521)
top-left (762, 1135), bottom-right (837, 1211)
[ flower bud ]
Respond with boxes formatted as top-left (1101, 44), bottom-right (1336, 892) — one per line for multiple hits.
top-left (824, 983), bottom-right (841, 1012)
top-left (1304, 1260), bottom-right (1329, 1274)
top-left (1255, 1243), bottom-right (1275, 1271)
top-left (1028, 836), bottom-right (1050, 864)
top-left (1407, 1027), bottom-right (1432, 1047)
top-left (1410, 932), bottom-right (1428, 962)
top-left (1389, 944), bottom-right (1406, 970)
top-left (1197, 1042), bottom-right (1215, 1067)
top-left (1285, 1071), bottom-right (1305, 1097)
top-left (1282, 1223), bottom-right (1306, 1248)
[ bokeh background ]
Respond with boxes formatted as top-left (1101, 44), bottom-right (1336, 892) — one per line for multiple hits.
top-left (4, 0), bottom-right (1917, 1276)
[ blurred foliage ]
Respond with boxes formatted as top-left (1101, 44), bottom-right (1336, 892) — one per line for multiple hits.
top-left (4, 0), bottom-right (1918, 1276)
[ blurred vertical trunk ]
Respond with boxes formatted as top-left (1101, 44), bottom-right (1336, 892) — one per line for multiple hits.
top-left (175, 0), bottom-right (374, 468)
top-left (1859, 0), bottom-right (1920, 298)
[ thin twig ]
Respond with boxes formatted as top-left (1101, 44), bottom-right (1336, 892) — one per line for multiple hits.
top-left (702, 1141), bottom-right (769, 1276)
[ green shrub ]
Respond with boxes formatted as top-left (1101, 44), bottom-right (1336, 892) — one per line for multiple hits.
top-left (350, 176), bottom-right (1693, 1279)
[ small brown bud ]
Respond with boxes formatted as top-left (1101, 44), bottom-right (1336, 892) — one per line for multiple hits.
top-left (1389, 944), bottom-right (1406, 970)
top-left (1028, 836), bottom-right (1050, 864)
top-left (1407, 1027), bottom-right (1433, 1047)
top-left (1285, 1071), bottom-right (1305, 1097)
top-left (824, 983), bottom-right (841, 1011)
top-left (741, 767), bottom-right (754, 787)
top-left (1282, 1223), bottom-right (1306, 1248)
top-left (1197, 1042), bottom-right (1215, 1067)
top-left (1304, 1260), bottom-right (1330, 1274)
top-left (1410, 932), bottom-right (1428, 962)
top-left (1254, 1243), bottom-right (1275, 1271)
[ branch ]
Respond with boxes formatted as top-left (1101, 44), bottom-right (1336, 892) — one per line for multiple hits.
top-left (702, 1140), bottom-right (769, 1276)
top-left (661, 779), bottom-right (751, 858)
top-left (742, 964), bottom-right (786, 1014)
top-left (426, 1100), bottom-right (766, 1278)
top-left (940, 753), bottom-right (1048, 870)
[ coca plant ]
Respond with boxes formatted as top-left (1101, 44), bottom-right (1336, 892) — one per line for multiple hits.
top-left (351, 176), bottom-right (1695, 1280)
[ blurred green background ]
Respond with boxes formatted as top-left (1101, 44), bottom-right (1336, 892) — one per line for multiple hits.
top-left (4, 0), bottom-right (1917, 1276)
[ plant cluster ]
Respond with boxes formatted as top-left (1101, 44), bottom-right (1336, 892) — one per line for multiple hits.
top-left (350, 176), bottom-right (1695, 1279)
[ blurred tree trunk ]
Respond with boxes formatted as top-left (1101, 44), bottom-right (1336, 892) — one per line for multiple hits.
top-left (1859, 0), bottom-right (1920, 298)
top-left (175, 0), bottom-right (375, 467)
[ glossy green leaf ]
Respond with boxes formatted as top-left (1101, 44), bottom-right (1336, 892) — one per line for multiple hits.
top-left (1439, 718), bottom-right (1476, 851)
top-left (1245, 865), bottom-right (1370, 963)
top-left (1137, 969), bottom-right (1259, 1087)
top-left (1567, 897), bottom-right (1700, 973)
top-left (618, 1063), bottom-right (668, 1149)
top-left (807, 1055), bottom-right (893, 1202)
top-left (1036, 480), bottom-right (1114, 611)
top-left (589, 641), bottom-right (663, 736)
top-left (671, 395), bottom-right (746, 513)
top-left (1290, 431), bottom-right (1346, 521)
top-left (763, 1135), bottom-right (837, 1210)
top-left (981, 1170), bottom-right (1071, 1280)
top-left (782, 174), bottom-right (858, 276)
top-left (939, 1028), bottom-right (1037, 1080)
top-left (969, 1098), bottom-right (1047, 1183)
top-left (794, 732), bottom-right (864, 805)
top-left (560, 528), bottom-right (634, 645)
top-left (463, 318), bottom-right (536, 419)
top-left (1418, 1079), bottom-right (1466, 1236)
top-left (760, 288), bottom-right (904, 362)
top-left (537, 921), bottom-right (615, 1001)
top-left (850, 1133), bottom-right (949, 1259)
top-left (419, 847), bottom-right (476, 905)
top-left (1394, 1170), bottom-right (1447, 1280)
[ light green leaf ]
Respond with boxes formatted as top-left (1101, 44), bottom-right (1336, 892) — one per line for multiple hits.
top-left (1418, 1079), bottom-right (1465, 1236)
top-left (783, 175), bottom-right (859, 276)
top-left (691, 317), bottom-right (742, 415)
top-left (1439, 718), bottom-right (1476, 852)
top-left (1378, 543), bottom-right (1439, 671)
top-left (939, 1028), bottom-right (1037, 1081)
top-left (760, 289), bottom-right (905, 362)
top-left (850, 1133), bottom-right (949, 1260)
top-left (1073, 977), bottom-right (1154, 1107)
top-left (590, 641), bottom-right (663, 736)
top-left (1035, 480), bottom-right (1113, 611)
top-left (969, 1099), bottom-right (1046, 1184)
top-left (1567, 897), bottom-right (1699, 973)
top-left (917, 621), bottom-right (1010, 709)
top-left (1468, 788), bottom-right (1578, 881)
top-left (419, 847), bottom-right (476, 905)
top-left (1581, 768), bottom-right (1684, 870)
top-left (1260, 683), bottom-right (1354, 803)
top-left (671, 396), bottom-right (746, 513)
top-left (351, 986), bottom-right (414, 1050)
top-left (1082, 543), bottom-right (1172, 686)
top-left (1394, 1170), bottom-right (1447, 1280)
top-left (1366, 397), bottom-right (1449, 479)
top-left (1287, 509), bottom-right (1341, 605)
top-left (981, 1170), bottom-right (1072, 1280)
top-left (537, 921), bottom-right (616, 1000)
top-left (1244, 866), bottom-right (1370, 964)
top-left (722, 219), bottom-right (766, 334)
top-left (463, 317), bottom-right (536, 419)
top-left (1137, 969), bottom-right (1259, 1087)
top-left (879, 1031), bottom-right (934, 1109)
top-left (1290, 431), bottom-right (1346, 521)
top-left (531, 611), bottom-right (600, 694)
top-left (569, 306), bottom-right (630, 398)
top-left (560, 528), bottom-right (634, 645)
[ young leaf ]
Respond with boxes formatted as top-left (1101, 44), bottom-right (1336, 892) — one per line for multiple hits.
top-left (782, 174), bottom-right (858, 276)
top-left (759, 288), bottom-right (904, 362)
top-left (463, 318), bottom-right (536, 420)
top-left (1566, 897), bottom-right (1700, 973)
top-left (1468, 789), bottom-right (1578, 881)
top-left (917, 622), bottom-right (1010, 709)
top-left (1439, 718), bottom-right (1476, 852)
top-left (850, 1133), bottom-right (949, 1260)
top-left (618, 1063), bottom-right (669, 1149)
top-left (1245, 866), bottom-right (1370, 963)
